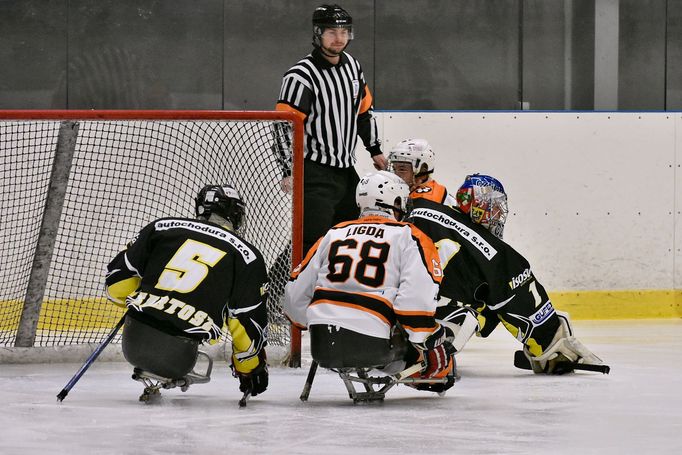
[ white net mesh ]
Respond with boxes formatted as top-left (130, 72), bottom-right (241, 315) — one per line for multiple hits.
top-left (0, 116), bottom-right (298, 357)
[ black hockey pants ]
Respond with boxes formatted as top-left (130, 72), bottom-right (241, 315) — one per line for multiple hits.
top-left (122, 314), bottom-right (199, 379)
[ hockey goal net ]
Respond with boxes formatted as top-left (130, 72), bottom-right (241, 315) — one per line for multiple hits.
top-left (0, 110), bottom-right (303, 365)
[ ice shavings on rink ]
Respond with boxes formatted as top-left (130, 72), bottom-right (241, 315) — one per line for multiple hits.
top-left (2, 320), bottom-right (682, 455)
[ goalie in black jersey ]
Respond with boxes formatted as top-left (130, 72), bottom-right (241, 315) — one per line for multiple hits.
top-left (408, 174), bottom-right (608, 375)
top-left (105, 184), bottom-right (269, 397)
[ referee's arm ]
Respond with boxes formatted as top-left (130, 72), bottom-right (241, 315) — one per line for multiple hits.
top-left (273, 71), bottom-right (312, 177)
top-left (357, 85), bottom-right (385, 169)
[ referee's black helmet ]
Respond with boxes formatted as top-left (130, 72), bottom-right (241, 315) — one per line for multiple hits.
top-left (312, 4), bottom-right (353, 48)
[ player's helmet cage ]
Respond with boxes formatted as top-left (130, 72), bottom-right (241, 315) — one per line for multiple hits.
top-left (456, 174), bottom-right (508, 239)
top-left (312, 4), bottom-right (354, 48)
top-left (387, 138), bottom-right (435, 178)
top-left (356, 171), bottom-right (411, 221)
top-left (195, 184), bottom-right (246, 231)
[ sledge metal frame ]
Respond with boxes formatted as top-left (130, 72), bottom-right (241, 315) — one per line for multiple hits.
top-left (300, 361), bottom-right (452, 403)
top-left (335, 365), bottom-right (450, 403)
top-left (132, 350), bottom-right (214, 402)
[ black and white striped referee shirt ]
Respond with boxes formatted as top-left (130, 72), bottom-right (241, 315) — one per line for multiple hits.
top-left (276, 48), bottom-right (381, 169)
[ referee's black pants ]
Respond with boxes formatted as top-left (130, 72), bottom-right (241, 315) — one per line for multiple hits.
top-left (303, 160), bottom-right (360, 255)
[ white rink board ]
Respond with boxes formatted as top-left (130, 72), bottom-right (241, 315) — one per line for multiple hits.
top-left (355, 112), bottom-right (682, 292)
top-left (676, 116), bottom-right (682, 291)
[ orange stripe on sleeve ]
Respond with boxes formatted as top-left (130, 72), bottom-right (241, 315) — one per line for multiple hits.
top-left (408, 224), bottom-right (443, 283)
top-left (290, 236), bottom-right (324, 280)
top-left (358, 86), bottom-right (373, 114)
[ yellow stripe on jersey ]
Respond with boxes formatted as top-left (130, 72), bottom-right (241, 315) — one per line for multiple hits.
top-left (106, 276), bottom-right (141, 307)
top-left (227, 317), bottom-right (259, 374)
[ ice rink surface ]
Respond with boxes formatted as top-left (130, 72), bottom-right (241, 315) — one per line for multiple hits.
top-left (2, 320), bottom-right (681, 455)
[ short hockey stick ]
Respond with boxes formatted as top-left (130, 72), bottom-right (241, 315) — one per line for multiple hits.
top-left (299, 360), bottom-right (318, 402)
top-left (513, 350), bottom-right (610, 374)
top-left (393, 361), bottom-right (426, 380)
top-left (56, 314), bottom-right (126, 402)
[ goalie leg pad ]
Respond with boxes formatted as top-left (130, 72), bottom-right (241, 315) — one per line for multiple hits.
top-left (524, 311), bottom-right (604, 375)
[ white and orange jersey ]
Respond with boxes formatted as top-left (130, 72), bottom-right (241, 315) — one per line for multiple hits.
top-left (411, 179), bottom-right (457, 207)
top-left (284, 214), bottom-right (443, 344)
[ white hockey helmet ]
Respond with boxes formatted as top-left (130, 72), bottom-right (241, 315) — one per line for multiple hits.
top-left (387, 138), bottom-right (435, 177)
top-left (356, 171), bottom-right (410, 220)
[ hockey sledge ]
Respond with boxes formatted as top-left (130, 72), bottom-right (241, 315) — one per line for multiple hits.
top-left (301, 361), bottom-right (453, 403)
top-left (131, 351), bottom-right (213, 402)
top-left (301, 324), bottom-right (457, 403)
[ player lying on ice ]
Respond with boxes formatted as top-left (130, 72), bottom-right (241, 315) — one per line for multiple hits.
top-left (388, 139), bottom-right (609, 375)
top-left (105, 184), bottom-right (270, 403)
top-left (284, 171), bottom-right (458, 402)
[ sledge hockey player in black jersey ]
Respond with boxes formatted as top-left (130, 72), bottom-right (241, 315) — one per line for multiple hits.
top-left (105, 184), bottom-right (270, 401)
top-left (408, 173), bottom-right (609, 375)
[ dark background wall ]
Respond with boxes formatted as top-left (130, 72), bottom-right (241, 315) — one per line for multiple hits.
top-left (1, 0), bottom-right (680, 110)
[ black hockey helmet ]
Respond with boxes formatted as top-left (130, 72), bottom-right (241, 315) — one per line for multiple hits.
top-left (312, 4), bottom-right (353, 48)
top-left (195, 184), bottom-right (245, 231)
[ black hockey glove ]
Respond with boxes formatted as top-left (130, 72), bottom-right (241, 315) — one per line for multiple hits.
top-left (232, 351), bottom-right (269, 396)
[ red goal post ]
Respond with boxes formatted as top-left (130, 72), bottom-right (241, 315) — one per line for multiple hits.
top-left (0, 110), bottom-right (304, 366)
